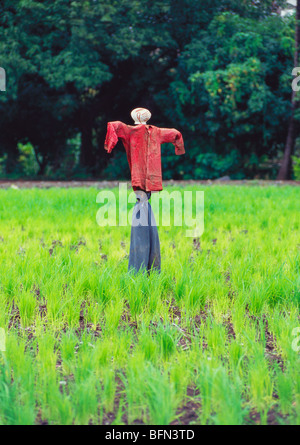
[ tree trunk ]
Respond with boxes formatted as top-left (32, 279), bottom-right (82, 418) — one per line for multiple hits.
top-left (4, 138), bottom-right (19, 174)
top-left (277, 0), bottom-right (300, 180)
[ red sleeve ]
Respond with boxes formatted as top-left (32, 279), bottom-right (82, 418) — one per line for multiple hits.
top-left (160, 128), bottom-right (185, 155)
top-left (104, 121), bottom-right (129, 153)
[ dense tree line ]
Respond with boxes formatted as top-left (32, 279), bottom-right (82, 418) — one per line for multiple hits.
top-left (0, 0), bottom-right (298, 179)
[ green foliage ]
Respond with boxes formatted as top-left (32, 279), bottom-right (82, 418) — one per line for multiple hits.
top-left (292, 154), bottom-right (300, 180)
top-left (156, 11), bottom-right (296, 179)
top-left (0, 1), bottom-right (297, 179)
top-left (194, 150), bottom-right (243, 179)
top-left (17, 142), bottom-right (40, 177)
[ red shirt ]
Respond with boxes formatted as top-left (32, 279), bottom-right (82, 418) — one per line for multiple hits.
top-left (104, 121), bottom-right (185, 191)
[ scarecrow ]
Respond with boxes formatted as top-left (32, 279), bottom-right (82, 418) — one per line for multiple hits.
top-left (104, 108), bottom-right (185, 273)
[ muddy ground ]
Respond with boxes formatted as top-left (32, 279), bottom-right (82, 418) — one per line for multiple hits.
top-left (0, 179), bottom-right (299, 189)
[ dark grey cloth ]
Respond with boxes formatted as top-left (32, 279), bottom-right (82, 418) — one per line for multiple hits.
top-left (128, 190), bottom-right (161, 273)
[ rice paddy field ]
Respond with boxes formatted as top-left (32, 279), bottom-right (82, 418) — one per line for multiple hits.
top-left (0, 183), bottom-right (299, 425)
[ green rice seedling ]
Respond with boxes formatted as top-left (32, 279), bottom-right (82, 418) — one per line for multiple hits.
top-left (124, 272), bottom-right (149, 321)
top-left (182, 280), bottom-right (207, 316)
top-left (0, 356), bottom-right (17, 424)
top-left (87, 267), bottom-right (113, 307)
top-left (292, 357), bottom-right (300, 425)
top-left (205, 317), bottom-right (227, 357)
top-left (137, 325), bottom-right (158, 362)
top-left (145, 271), bottom-right (164, 316)
top-left (71, 375), bottom-right (99, 425)
top-left (194, 359), bottom-right (215, 424)
top-left (143, 364), bottom-right (178, 425)
top-left (60, 330), bottom-right (78, 375)
top-left (276, 367), bottom-right (294, 416)
top-left (49, 391), bottom-right (74, 425)
top-left (212, 368), bottom-right (244, 425)
top-left (173, 263), bottom-right (194, 306)
top-left (228, 340), bottom-right (245, 374)
top-left (247, 354), bottom-right (274, 419)
top-left (245, 280), bottom-right (269, 315)
top-left (239, 318), bottom-right (260, 357)
top-left (108, 329), bottom-right (135, 369)
top-left (39, 381), bottom-right (74, 425)
top-left (15, 290), bottom-right (37, 328)
top-left (121, 353), bottom-right (148, 423)
top-left (100, 367), bottom-right (117, 414)
top-left (110, 395), bottom-right (126, 425)
top-left (0, 356), bottom-right (36, 425)
top-left (45, 287), bottom-right (66, 328)
top-left (293, 394), bottom-right (300, 426)
top-left (231, 301), bottom-right (247, 340)
top-left (189, 322), bottom-right (207, 357)
top-left (84, 297), bottom-right (104, 328)
top-left (169, 354), bottom-right (192, 406)
top-left (93, 338), bottom-right (114, 368)
top-left (211, 297), bottom-right (231, 325)
top-left (267, 306), bottom-right (299, 362)
top-left (0, 293), bottom-right (8, 329)
top-left (155, 322), bottom-right (180, 360)
top-left (35, 332), bottom-right (59, 414)
top-left (62, 296), bottom-right (85, 330)
top-left (72, 335), bottom-right (98, 382)
top-left (104, 297), bottom-right (124, 334)
top-left (0, 334), bottom-right (37, 425)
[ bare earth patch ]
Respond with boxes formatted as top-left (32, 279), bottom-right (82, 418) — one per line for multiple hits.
top-left (0, 179), bottom-right (299, 189)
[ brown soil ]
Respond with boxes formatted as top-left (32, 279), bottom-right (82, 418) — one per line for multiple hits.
top-left (246, 406), bottom-right (289, 425)
top-left (0, 179), bottom-right (299, 189)
top-left (248, 312), bottom-right (285, 371)
top-left (170, 386), bottom-right (201, 425)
